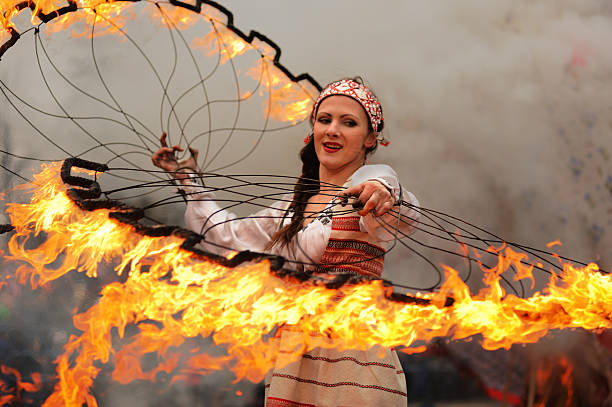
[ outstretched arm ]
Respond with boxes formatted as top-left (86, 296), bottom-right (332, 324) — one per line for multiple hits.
top-left (182, 186), bottom-right (329, 266)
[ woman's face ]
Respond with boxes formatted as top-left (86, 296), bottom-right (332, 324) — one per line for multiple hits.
top-left (313, 95), bottom-right (376, 176)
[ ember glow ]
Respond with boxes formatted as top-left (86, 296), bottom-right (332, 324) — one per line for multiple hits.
top-left (534, 356), bottom-right (575, 406)
top-left (0, 365), bottom-right (42, 405)
top-left (1, 163), bottom-right (611, 406)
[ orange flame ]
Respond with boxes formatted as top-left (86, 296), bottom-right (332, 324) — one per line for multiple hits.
top-left (191, 22), bottom-right (251, 64)
top-left (147, 2), bottom-right (200, 30)
top-left (0, 0), bottom-right (137, 39)
top-left (0, 365), bottom-right (42, 405)
top-left (191, 30), bottom-right (316, 122)
top-left (247, 57), bottom-right (317, 123)
top-left (3, 163), bottom-right (612, 405)
top-left (0, 0), bottom-right (229, 39)
top-left (45, 2), bottom-right (135, 39)
top-left (0, 1), bottom-right (18, 31)
top-left (559, 357), bottom-right (574, 406)
top-left (534, 356), bottom-right (575, 407)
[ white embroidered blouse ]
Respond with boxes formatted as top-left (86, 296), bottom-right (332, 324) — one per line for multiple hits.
top-left (181, 164), bottom-right (419, 271)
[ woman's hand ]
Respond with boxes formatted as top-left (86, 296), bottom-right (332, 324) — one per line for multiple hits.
top-left (151, 133), bottom-right (199, 180)
top-left (340, 180), bottom-right (395, 216)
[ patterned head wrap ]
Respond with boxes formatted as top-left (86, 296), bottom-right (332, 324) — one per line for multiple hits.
top-left (311, 79), bottom-right (384, 133)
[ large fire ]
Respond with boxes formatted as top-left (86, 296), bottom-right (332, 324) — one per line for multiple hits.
top-left (0, 160), bottom-right (610, 406)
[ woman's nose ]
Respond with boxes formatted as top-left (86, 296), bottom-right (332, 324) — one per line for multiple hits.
top-left (325, 120), bottom-right (339, 136)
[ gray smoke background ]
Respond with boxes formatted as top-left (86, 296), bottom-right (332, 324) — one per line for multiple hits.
top-left (1, 0), bottom-right (612, 405)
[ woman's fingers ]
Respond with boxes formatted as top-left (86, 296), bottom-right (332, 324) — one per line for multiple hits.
top-left (174, 147), bottom-right (199, 172)
top-left (360, 190), bottom-right (379, 215)
top-left (151, 146), bottom-right (180, 171)
top-left (152, 147), bottom-right (173, 162)
top-left (153, 133), bottom-right (199, 179)
top-left (343, 181), bottom-right (393, 216)
top-left (340, 184), bottom-right (363, 198)
top-left (375, 200), bottom-right (393, 217)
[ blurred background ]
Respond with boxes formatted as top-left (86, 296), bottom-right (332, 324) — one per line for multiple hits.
top-left (1, 0), bottom-right (612, 405)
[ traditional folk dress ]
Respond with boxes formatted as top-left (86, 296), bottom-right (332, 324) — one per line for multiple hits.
top-left (182, 165), bottom-right (419, 407)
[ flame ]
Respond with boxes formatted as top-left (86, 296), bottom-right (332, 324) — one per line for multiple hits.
top-left (191, 29), bottom-right (317, 122)
top-left (534, 356), bottom-right (575, 407)
top-left (0, 0), bottom-right (233, 45)
top-left (191, 22), bottom-right (251, 64)
top-left (0, 365), bottom-right (42, 405)
top-left (45, 2), bottom-right (135, 39)
top-left (247, 57), bottom-right (317, 123)
top-left (481, 244), bottom-right (536, 290)
top-left (0, 0), bottom-right (138, 39)
top-left (147, 2), bottom-right (200, 30)
top-left (559, 357), bottom-right (574, 406)
top-left (2, 163), bottom-right (612, 405)
top-left (0, 1), bottom-right (18, 31)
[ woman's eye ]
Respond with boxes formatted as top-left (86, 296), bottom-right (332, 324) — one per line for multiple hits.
top-left (345, 120), bottom-right (357, 127)
top-left (317, 117), bottom-right (330, 124)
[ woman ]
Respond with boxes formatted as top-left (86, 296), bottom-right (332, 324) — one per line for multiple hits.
top-left (152, 78), bottom-right (419, 406)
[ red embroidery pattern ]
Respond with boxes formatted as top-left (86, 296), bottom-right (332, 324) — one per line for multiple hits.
top-left (266, 397), bottom-right (316, 407)
top-left (311, 79), bottom-right (383, 132)
top-left (316, 238), bottom-right (385, 277)
top-left (271, 373), bottom-right (408, 398)
top-left (331, 216), bottom-right (361, 232)
top-left (302, 354), bottom-right (396, 369)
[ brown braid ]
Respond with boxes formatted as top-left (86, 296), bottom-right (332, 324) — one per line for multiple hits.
top-left (266, 136), bottom-right (319, 248)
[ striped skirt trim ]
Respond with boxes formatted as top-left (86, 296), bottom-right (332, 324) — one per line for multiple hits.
top-left (301, 353), bottom-right (396, 369)
top-left (271, 373), bottom-right (408, 398)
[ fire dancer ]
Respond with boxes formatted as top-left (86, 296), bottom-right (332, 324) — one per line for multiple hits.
top-left (152, 77), bottom-right (419, 406)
